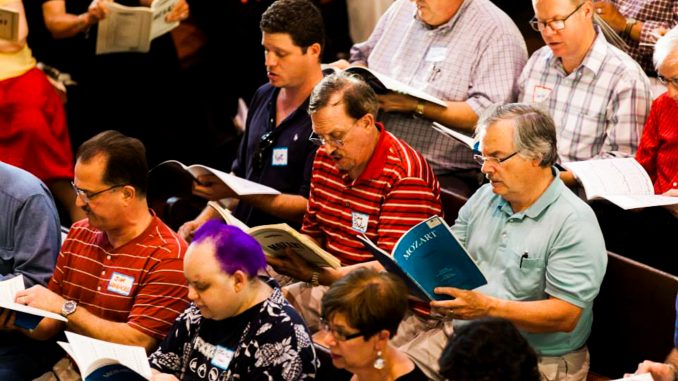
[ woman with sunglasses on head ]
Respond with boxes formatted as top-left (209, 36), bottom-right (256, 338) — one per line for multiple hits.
top-left (319, 268), bottom-right (427, 381)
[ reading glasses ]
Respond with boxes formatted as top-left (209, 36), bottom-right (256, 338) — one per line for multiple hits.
top-left (658, 75), bottom-right (678, 88)
top-left (308, 132), bottom-right (346, 148)
top-left (309, 118), bottom-right (363, 148)
top-left (71, 182), bottom-right (126, 203)
top-left (473, 151), bottom-right (519, 166)
top-left (320, 319), bottom-right (364, 341)
top-left (529, 2), bottom-right (584, 32)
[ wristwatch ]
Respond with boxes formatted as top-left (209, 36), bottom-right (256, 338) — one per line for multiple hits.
top-left (622, 17), bottom-right (637, 38)
top-left (61, 300), bottom-right (78, 317)
top-left (414, 101), bottom-right (425, 118)
top-left (309, 271), bottom-right (320, 288)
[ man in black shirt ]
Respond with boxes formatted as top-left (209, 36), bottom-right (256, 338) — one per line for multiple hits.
top-left (179, 0), bottom-right (325, 239)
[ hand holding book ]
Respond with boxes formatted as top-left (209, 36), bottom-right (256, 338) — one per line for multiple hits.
top-left (430, 286), bottom-right (497, 320)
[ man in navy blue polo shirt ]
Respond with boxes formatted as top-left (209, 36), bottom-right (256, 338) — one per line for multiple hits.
top-left (179, 0), bottom-right (324, 238)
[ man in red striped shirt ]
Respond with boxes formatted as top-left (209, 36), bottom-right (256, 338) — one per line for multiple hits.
top-left (268, 72), bottom-right (443, 329)
top-left (5, 131), bottom-right (189, 371)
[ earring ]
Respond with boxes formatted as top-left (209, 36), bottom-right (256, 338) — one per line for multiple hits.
top-left (373, 350), bottom-right (385, 370)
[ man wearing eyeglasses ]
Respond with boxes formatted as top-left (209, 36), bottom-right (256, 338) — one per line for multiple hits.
top-left (332, 0), bottom-right (527, 188)
top-left (2, 131), bottom-right (190, 377)
top-left (518, 0), bottom-right (651, 188)
top-left (179, 0), bottom-right (324, 239)
top-left (430, 103), bottom-right (606, 381)
top-left (268, 72), bottom-right (444, 378)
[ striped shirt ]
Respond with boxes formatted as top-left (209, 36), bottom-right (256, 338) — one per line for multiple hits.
top-left (350, 0), bottom-right (527, 173)
top-left (518, 29), bottom-right (652, 162)
top-left (301, 125), bottom-right (442, 265)
top-left (49, 215), bottom-right (189, 340)
top-left (635, 93), bottom-right (678, 194)
top-left (610, 0), bottom-right (678, 75)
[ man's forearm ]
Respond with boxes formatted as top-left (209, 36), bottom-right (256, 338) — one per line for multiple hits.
top-left (489, 297), bottom-right (582, 333)
top-left (418, 100), bottom-right (478, 134)
top-left (65, 307), bottom-right (158, 352)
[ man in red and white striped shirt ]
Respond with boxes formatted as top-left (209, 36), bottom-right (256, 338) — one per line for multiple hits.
top-left (268, 72), bottom-right (442, 329)
top-left (8, 131), bottom-right (189, 368)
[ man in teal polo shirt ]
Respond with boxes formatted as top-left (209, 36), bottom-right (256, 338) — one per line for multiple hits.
top-left (429, 103), bottom-right (607, 381)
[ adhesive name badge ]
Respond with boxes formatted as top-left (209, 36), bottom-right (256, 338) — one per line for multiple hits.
top-left (425, 46), bottom-right (448, 63)
top-left (351, 212), bottom-right (369, 233)
top-left (533, 85), bottom-right (552, 104)
top-left (107, 272), bottom-right (135, 296)
top-left (272, 147), bottom-right (288, 166)
top-left (211, 345), bottom-right (235, 370)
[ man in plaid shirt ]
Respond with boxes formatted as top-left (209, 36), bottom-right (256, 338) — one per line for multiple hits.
top-left (519, 0), bottom-right (652, 187)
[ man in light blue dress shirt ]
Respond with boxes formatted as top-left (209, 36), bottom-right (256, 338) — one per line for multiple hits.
top-left (0, 161), bottom-right (62, 380)
top-left (429, 104), bottom-right (607, 381)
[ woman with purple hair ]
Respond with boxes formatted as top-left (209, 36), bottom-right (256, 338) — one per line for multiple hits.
top-left (148, 220), bottom-right (318, 380)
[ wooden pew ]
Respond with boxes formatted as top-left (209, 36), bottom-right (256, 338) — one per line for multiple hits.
top-left (587, 252), bottom-right (678, 379)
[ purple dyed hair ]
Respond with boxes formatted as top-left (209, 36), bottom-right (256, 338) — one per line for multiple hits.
top-left (192, 220), bottom-right (266, 277)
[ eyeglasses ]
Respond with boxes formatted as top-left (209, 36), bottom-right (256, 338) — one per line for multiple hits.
top-left (71, 182), bottom-right (125, 203)
top-left (473, 151), bottom-right (519, 166)
top-left (658, 74), bottom-right (678, 88)
top-left (309, 118), bottom-right (363, 148)
top-left (253, 130), bottom-right (277, 170)
top-left (320, 319), bottom-right (364, 341)
top-left (529, 2), bottom-right (584, 32)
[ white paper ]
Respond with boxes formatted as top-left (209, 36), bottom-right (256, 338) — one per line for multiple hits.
top-left (150, 0), bottom-right (179, 39)
top-left (186, 165), bottom-right (281, 196)
top-left (0, 6), bottom-right (19, 42)
top-left (96, 0), bottom-right (178, 54)
top-left (64, 331), bottom-right (152, 380)
top-left (207, 201), bottom-right (250, 231)
top-left (562, 158), bottom-right (678, 209)
top-left (0, 275), bottom-right (67, 322)
top-left (563, 158), bottom-right (654, 198)
top-left (431, 122), bottom-right (476, 149)
top-left (367, 69), bottom-right (448, 107)
top-left (603, 194), bottom-right (678, 210)
top-left (610, 373), bottom-right (653, 381)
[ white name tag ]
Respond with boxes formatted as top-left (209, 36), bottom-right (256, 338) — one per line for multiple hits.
top-left (272, 147), bottom-right (288, 166)
top-left (211, 345), bottom-right (235, 370)
top-left (107, 272), bottom-right (135, 296)
top-left (533, 85), bottom-right (552, 104)
top-left (425, 46), bottom-right (448, 62)
top-left (351, 212), bottom-right (369, 233)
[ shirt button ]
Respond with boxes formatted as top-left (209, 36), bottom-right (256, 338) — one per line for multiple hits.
top-left (101, 271), bottom-right (105, 275)
top-left (97, 286), bottom-right (101, 291)
top-left (673, 182), bottom-right (677, 187)
top-left (107, 255), bottom-right (111, 260)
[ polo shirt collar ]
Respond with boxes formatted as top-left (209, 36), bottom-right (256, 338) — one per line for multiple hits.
top-left (354, 122), bottom-right (392, 182)
top-left (546, 26), bottom-right (607, 76)
top-left (266, 87), bottom-right (311, 130)
top-left (498, 167), bottom-right (563, 219)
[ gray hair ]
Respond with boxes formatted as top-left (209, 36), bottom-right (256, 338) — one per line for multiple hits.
top-left (654, 26), bottom-right (678, 71)
top-left (475, 103), bottom-right (559, 167)
top-left (308, 72), bottom-right (379, 119)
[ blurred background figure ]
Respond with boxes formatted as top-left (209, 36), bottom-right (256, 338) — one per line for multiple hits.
top-left (438, 318), bottom-right (541, 381)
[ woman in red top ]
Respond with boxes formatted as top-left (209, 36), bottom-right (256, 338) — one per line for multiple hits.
top-left (635, 25), bottom-right (678, 218)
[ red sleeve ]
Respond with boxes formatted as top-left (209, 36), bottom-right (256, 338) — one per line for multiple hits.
top-left (635, 97), bottom-right (662, 184)
top-left (376, 177), bottom-right (443, 252)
